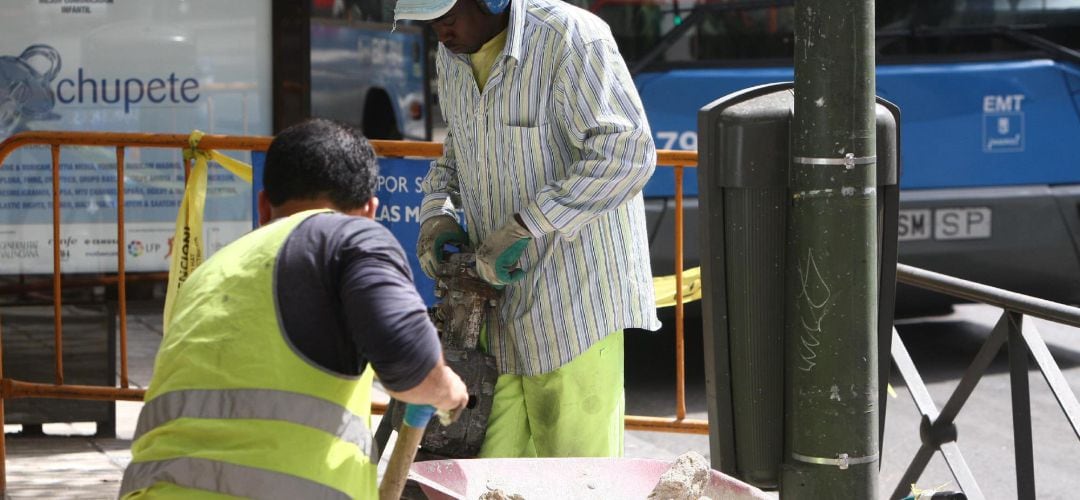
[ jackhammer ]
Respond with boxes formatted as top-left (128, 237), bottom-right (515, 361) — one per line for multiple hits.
top-left (373, 250), bottom-right (500, 461)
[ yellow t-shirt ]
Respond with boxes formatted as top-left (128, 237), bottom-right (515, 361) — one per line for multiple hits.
top-left (470, 29), bottom-right (508, 92)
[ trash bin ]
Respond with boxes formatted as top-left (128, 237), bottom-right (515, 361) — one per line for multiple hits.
top-left (697, 82), bottom-right (899, 489)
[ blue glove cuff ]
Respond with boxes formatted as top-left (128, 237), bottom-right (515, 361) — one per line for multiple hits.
top-left (403, 403), bottom-right (436, 428)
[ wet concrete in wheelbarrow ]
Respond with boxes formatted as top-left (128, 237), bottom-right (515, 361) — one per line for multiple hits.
top-left (408, 456), bottom-right (770, 500)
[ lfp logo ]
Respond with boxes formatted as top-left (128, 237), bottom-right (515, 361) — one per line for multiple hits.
top-left (127, 240), bottom-right (145, 257)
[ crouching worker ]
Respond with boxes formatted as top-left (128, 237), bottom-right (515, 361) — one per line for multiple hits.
top-left (119, 118), bottom-right (469, 499)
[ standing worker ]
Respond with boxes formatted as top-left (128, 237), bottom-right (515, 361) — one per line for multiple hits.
top-left (396, 0), bottom-right (661, 458)
top-left (119, 118), bottom-right (469, 499)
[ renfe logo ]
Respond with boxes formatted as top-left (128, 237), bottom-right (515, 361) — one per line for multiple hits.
top-left (56, 68), bottom-right (200, 114)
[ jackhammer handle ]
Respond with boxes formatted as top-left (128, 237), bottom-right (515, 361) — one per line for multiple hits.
top-left (379, 404), bottom-right (434, 500)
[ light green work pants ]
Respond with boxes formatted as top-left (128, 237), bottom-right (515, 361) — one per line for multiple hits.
top-left (478, 330), bottom-right (625, 458)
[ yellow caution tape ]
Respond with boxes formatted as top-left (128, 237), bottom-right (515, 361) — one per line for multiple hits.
top-left (909, 482), bottom-right (952, 499)
top-left (163, 130), bottom-right (253, 330)
top-left (653, 266), bottom-right (703, 309)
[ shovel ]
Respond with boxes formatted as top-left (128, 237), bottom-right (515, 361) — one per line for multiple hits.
top-left (379, 404), bottom-right (449, 500)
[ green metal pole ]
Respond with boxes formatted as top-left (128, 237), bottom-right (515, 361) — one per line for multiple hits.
top-left (782, 0), bottom-right (879, 498)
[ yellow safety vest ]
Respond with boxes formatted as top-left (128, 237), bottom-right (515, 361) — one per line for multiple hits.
top-left (121, 210), bottom-right (376, 499)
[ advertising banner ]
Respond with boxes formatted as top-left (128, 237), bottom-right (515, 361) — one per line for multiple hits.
top-left (0, 0), bottom-right (272, 274)
top-left (373, 157), bottom-right (438, 305)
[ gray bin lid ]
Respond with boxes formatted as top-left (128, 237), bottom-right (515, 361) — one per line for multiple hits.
top-left (698, 82), bottom-right (899, 189)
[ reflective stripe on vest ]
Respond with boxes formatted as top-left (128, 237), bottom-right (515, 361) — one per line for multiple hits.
top-left (120, 457), bottom-right (350, 500)
top-left (133, 388), bottom-right (376, 462)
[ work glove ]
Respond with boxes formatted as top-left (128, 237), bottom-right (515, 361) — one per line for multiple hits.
top-left (476, 216), bottom-right (533, 286)
top-left (417, 215), bottom-right (468, 278)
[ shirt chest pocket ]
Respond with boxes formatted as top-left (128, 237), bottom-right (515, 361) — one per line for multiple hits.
top-left (494, 64), bottom-right (549, 129)
top-left (493, 123), bottom-right (552, 201)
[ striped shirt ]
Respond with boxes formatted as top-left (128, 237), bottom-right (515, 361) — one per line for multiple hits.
top-left (420, 0), bottom-right (661, 375)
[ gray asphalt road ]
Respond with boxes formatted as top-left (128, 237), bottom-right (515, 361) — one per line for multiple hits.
top-left (623, 303), bottom-right (1080, 499)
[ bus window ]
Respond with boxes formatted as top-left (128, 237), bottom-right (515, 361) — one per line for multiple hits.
top-left (583, 0), bottom-right (1080, 69)
top-left (691, 5), bottom-right (794, 62)
top-left (314, 0), bottom-right (396, 23)
top-left (877, 0), bottom-right (1080, 59)
top-left (309, 0), bottom-right (431, 140)
top-left (581, 0), bottom-right (797, 67)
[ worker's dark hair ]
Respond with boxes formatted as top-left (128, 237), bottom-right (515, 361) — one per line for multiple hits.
top-left (263, 118), bottom-right (378, 211)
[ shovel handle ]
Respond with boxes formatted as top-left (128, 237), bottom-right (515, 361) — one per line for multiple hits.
top-left (379, 404), bottom-right (434, 500)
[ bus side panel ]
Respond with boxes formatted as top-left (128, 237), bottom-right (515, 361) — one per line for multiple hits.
top-left (877, 59), bottom-right (1080, 189)
top-left (1052, 184), bottom-right (1080, 291)
top-left (636, 68), bottom-right (794, 198)
top-left (638, 60), bottom-right (1080, 191)
top-left (898, 186), bottom-right (1080, 305)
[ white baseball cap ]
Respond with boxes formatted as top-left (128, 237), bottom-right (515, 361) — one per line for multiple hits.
top-left (394, 0), bottom-right (457, 21)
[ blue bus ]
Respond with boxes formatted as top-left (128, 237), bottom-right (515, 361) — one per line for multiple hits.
top-left (578, 0), bottom-right (1080, 314)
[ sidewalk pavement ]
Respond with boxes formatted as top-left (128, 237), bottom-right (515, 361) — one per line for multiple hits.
top-left (1, 298), bottom-right (702, 499)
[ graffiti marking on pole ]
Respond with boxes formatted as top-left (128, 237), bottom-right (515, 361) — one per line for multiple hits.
top-left (797, 248), bottom-right (831, 372)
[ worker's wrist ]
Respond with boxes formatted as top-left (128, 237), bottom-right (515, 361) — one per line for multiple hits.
top-left (504, 214), bottom-right (532, 240)
top-left (517, 203), bottom-right (554, 238)
top-left (419, 194), bottom-right (457, 225)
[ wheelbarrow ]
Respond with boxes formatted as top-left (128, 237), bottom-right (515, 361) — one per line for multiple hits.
top-left (407, 457), bottom-right (771, 499)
